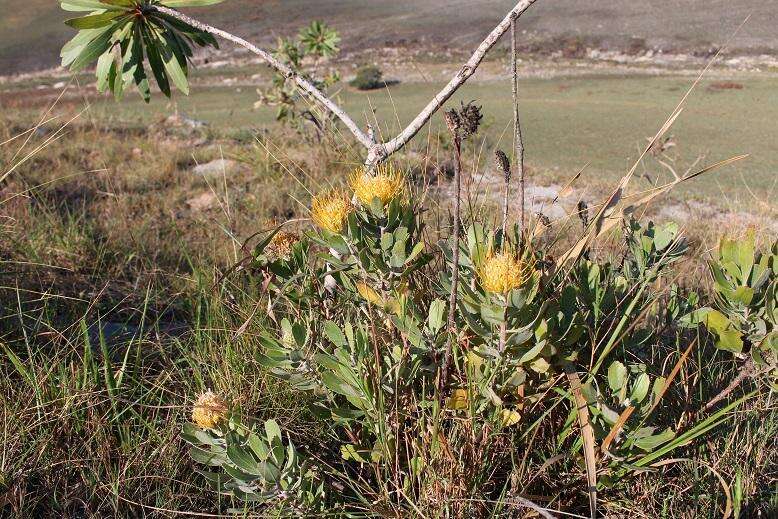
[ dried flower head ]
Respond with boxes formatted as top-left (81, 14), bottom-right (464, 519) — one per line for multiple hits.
top-left (458, 101), bottom-right (483, 138)
top-left (536, 212), bottom-right (551, 229)
top-left (444, 109), bottom-right (461, 134)
top-left (494, 149), bottom-right (511, 182)
top-left (192, 390), bottom-right (229, 429)
top-left (444, 101), bottom-right (482, 140)
top-left (477, 250), bottom-right (534, 294)
top-left (266, 230), bottom-right (300, 260)
top-left (577, 200), bottom-right (590, 228)
top-left (311, 190), bottom-right (354, 233)
top-left (349, 165), bottom-right (406, 207)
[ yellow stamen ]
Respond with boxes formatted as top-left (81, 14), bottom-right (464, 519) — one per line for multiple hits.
top-left (266, 230), bottom-right (300, 260)
top-left (192, 390), bottom-right (229, 429)
top-left (477, 250), bottom-right (533, 294)
top-left (349, 165), bottom-right (405, 207)
top-left (311, 190), bottom-right (354, 233)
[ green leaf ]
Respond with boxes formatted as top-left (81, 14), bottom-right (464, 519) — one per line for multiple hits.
top-left (142, 25), bottom-right (172, 96)
top-left (61, 0), bottom-right (127, 12)
top-left (257, 460), bottom-right (282, 483)
top-left (633, 427), bottom-right (675, 452)
top-left (65, 11), bottom-right (126, 29)
top-left (95, 51), bottom-right (114, 92)
top-left (704, 309), bottom-right (744, 353)
top-left (427, 299), bottom-right (446, 333)
top-left (69, 26), bottom-right (115, 71)
top-left (629, 373), bottom-right (650, 405)
top-left (158, 32), bottom-right (190, 95)
top-left (264, 420), bottom-right (282, 446)
top-left (226, 444), bottom-right (262, 475)
top-left (608, 361), bottom-right (628, 392)
top-left (161, 0), bottom-right (226, 6)
top-left (323, 321), bottom-right (346, 347)
top-left (731, 286), bottom-right (754, 306)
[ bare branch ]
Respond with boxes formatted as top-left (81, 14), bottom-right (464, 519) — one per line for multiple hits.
top-left (153, 5), bottom-right (374, 150)
top-left (375, 0), bottom-right (538, 164)
top-left (154, 1), bottom-right (539, 166)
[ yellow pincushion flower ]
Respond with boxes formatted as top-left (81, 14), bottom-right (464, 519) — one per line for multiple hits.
top-left (311, 190), bottom-right (354, 233)
top-left (192, 390), bottom-right (229, 429)
top-left (477, 250), bottom-right (533, 294)
top-left (266, 230), bottom-right (299, 260)
top-left (349, 165), bottom-right (405, 207)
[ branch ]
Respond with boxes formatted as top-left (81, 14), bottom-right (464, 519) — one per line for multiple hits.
top-left (508, 496), bottom-right (558, 519)
top-left (374, 0), bottom-right (538, 165)
top-left (153, 5), bottom-right (374, 149)
top-left (154, 0), bottom-right (539, 165)
top-left (701, 357), bottom-right (758, 412)
top-left (510, 18), bottom-right (527, 233)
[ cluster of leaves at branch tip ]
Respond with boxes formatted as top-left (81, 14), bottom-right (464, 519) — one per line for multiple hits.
top-left (60, 1), bottom-right (227, 102)
top-left (680, 230), bottom-right (777, 385)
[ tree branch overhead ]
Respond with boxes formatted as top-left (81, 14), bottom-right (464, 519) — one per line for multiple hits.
top-left (155, 0), bottom-right (539, 166)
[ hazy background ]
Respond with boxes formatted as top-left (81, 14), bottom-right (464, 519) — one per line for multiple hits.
top-left (1, 0), bottom-right (775, 74)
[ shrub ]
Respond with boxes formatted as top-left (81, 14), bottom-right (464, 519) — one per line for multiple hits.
top-left (178, 159), bottom-right (770, 514)
top-left (349, 65), bottom-right (385, 90)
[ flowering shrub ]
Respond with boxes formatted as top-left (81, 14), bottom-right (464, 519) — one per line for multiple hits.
top-left (181, 160), bottom-right (772, 514)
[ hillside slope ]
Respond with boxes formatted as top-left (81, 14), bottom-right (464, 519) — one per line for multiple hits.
top-left (1, 0), bottom-right (773, 75)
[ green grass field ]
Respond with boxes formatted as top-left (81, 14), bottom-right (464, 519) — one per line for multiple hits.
top-left (81, 72), bottom-right (777, 206)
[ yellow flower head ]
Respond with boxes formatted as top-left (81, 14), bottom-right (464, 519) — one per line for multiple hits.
top-left (266, 230), bottom-right (300, 260)
top-left (477, 250), bottom-right (533, 294)
top-left (311, 190), bottom-right (354, 233)
top-left (192, 390), bottom-right (229, 429)
top-left (349, 165), bottom-right (405, 207)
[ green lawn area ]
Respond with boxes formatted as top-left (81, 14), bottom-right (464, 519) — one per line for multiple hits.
top-left (87, 73), bottom-right (777, 205)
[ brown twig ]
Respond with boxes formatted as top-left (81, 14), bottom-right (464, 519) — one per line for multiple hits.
top-left (508, 496), bottom-right (558, 518)
top-left (702, 357), bottom-right (757, 412)
top-left (510, 18), bottom-right (527, 233)
top-left (440, 117), bottom-right (464, 392)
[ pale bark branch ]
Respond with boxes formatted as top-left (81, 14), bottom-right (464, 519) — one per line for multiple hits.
top-left (376, 0), bottom-right (538, 164)
top-left (153, 1), bottom-right (539, 166)
top-left (154, 5), bottom-right (374, 150)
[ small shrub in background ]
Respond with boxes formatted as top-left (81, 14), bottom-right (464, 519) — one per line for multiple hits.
top-left (349, 65), bottom-right (385, 90)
